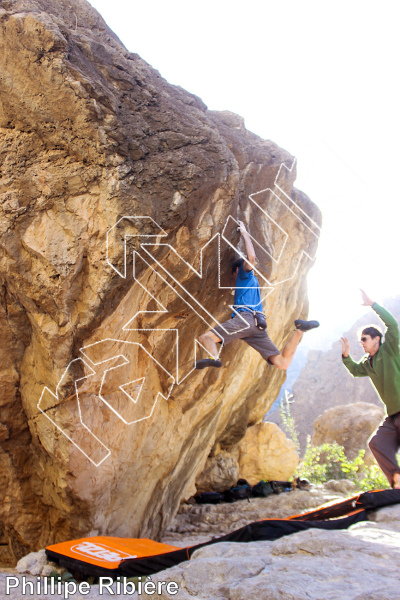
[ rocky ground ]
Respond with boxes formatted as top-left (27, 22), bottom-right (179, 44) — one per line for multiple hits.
top-left (2, 482), bottom-right (400, 599)
top-left (161, 480), bottom-right (357, 547)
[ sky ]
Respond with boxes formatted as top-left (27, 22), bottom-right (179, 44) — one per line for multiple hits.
top-left (89, 0), bottom-right (400, 349)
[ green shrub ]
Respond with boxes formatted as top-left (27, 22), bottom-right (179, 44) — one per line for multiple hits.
top-left (296, 440), bottom-right (362, 484)
top-left (278, 394), bottom-right (392, 491)
top-left (358, 464), bottom-right (391, 491)
top-left (296, 438), bottom-right (390, 491)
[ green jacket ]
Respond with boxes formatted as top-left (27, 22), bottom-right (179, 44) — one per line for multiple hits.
top-left (342, 303), bottom-right (400, 416)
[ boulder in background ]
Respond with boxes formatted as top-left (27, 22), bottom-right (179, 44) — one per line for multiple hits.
top-left (238, 422), bottom-right (299, 484)
top-left (312, 402), bottom-right (384, 463)
top-left (195, 449), bottom-right (239, 493)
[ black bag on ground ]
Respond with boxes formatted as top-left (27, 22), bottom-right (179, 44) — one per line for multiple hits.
top-left (252, 480), bottom-right (274, 498)
top-left (195, 492), bottom-right (223, 504)
top-left (224, 479), bottom-right (252, 503)
top-left (271, 481), bottom-right (293, 494)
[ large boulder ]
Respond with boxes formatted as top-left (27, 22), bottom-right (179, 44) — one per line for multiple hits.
top-left (312, 402), bottom-right (384, 462)
top-left (0, 0), bottom-right (320, 563)
top-left (238, 422), bottom-right (299, 484)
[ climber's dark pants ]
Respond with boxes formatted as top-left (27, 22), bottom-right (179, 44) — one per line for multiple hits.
top-left (212, 311), bottom-right (280, 363)
top-left (368, 412), bottom-right (400, 487)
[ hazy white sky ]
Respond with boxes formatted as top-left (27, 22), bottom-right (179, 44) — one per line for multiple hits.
top-left (89, 0), bottom-right (400, 348)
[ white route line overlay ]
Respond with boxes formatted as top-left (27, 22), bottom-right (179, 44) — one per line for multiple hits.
top-left (106, 216), bottom-right (168, 279)
top-left (80, 339), bottom-right (175, 424)
top-left (37, 358), bottom-right (111, 467)
top-left (135, 245), bottom-right (255, 338)
top-left (37, 343), bottom-right (175, 467)
top-left (37, 159), bottom-right (320, 465)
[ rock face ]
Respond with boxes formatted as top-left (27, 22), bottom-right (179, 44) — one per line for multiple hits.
top-left (0, 0), bottom-right (320, 563)
top-left (312, 402), bottom-right (384, 462)
top-left (238, 422), bottom-right (299, 484)
top-left (268, 297), bottom-right (400, 454)
top-left (195, 449), bottom-right (239, 493)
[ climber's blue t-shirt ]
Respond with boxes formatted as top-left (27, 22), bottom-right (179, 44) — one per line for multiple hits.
top-left (232, 265), bottom-right (263, 316)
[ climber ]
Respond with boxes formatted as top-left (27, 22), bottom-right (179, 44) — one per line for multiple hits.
top-left (195, 220), bottom-right (319, 372)
top-left (340, 290), bottom-right (400, 489)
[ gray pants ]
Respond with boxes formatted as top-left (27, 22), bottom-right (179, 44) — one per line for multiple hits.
top-left (368, 412), bottom-right (400, 487)
top-left (212, 311), bottom-right (280, 363)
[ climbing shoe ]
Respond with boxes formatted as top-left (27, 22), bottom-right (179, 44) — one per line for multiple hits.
top-left (195, 358), bottom-right (223, 369)
top-left (295, 319), bottom-right (320, 332)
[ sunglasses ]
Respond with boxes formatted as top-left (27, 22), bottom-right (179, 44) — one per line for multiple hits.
top-left (360, 337), bottom-right (369, 342)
